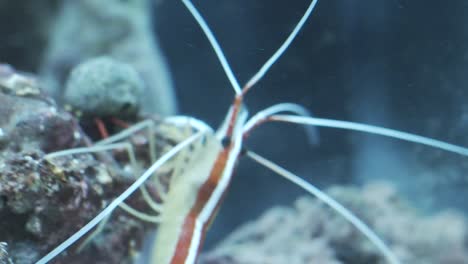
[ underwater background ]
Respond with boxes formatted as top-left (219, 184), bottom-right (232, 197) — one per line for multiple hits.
top-left (155, 0), bottom-right (468, 248)
top-left (1, 0), bottom-right (468, 263)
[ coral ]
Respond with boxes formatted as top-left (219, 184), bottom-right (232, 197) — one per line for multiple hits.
top-left (0, 242), bottom-right (13, 264)
top-left (64, 56), bottom-right (145, 117)
top-left (200, 182), bottom-right (468, 264)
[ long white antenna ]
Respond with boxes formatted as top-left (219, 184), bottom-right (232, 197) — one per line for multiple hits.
top-left (247, 150), bottom-right (401, 264)
top-left (35, 132), bottom-right (203, 264)
top-left (244, 103), bottom-right (319, 145)
top-left (183, 0), bottom-right (320, 94)
top-left (244, 103), bottom-right (311, 132)
top-left (244, 0), bottom-right (319, 90)
top-left (272, 115), bottom-right (468, 157)
top-left (182, 0), bottom-right (242, 95)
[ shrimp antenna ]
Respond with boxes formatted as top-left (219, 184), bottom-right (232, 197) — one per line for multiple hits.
top-left (35, 132), bottom-right (203, 264)
top-left (246, 150), bottom-right (401, 264)
top-left (244, 0), bottom-right (319, 92)
top-left (244, 103), bottom-right (320, 145)
top-left (181, 0), bottom-right (242, 95)
top-left (271, 115), bottom-right (468, 157)
top-left (182, 0), bottom-right (320, 95)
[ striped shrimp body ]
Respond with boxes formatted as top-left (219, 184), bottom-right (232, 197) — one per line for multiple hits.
top-left (151, 132), bottom-right (224, 264)
top-left (35, 0), bottom-right (468, 263)
top-left (153, 108), bottom-right (247, 263)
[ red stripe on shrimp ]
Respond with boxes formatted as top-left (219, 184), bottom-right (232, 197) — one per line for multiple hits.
top-left (170, 146), bottom-right (232, 263)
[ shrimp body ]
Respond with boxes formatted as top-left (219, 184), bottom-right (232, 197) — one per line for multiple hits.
top-left (152, 109), bottom-right (247, 263)
top-left (152, 131), bottom-right (222, 263)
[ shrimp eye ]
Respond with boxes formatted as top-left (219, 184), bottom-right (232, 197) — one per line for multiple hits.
top-left (240, 147), bottom-right (248, 156)
top-left (221, 136), bottom-right (231, 148)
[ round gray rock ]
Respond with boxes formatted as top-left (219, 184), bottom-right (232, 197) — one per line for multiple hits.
top-left (64, 56), bottom-right (144, 117)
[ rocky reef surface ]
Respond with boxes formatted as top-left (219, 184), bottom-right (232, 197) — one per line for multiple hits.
top-left (0, 65), bottom-right (157, 264)
top-left (0, 1), bottom-right (176, 261)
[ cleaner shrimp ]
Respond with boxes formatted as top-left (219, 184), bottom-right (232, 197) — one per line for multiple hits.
top-left (36, 0), bottom-right (468, 263)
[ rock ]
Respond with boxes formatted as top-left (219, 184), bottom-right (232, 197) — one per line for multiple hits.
top-left (0, 64), bottom-right (81, 153)
top-left (0, 67), bottom-right (151, 264)
top-left (39, 0), bottom-right (177, 116)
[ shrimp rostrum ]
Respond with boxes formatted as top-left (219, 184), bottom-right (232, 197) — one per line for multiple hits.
top-left (36, 0), bottom-right (468, 264)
